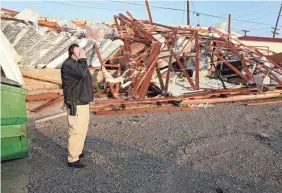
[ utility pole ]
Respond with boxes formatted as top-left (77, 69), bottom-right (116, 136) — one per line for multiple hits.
top-left (272, 4), bottom-right (282, 38)
top-left (228, 14), bottom-right (231, 39)
top-left (187, 0), bottom-right (190, 26)
top-left (242, 30), bottom-right (250, 36)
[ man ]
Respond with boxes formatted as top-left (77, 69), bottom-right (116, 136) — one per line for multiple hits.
top-left (61, 44), bottom-right (93, 168)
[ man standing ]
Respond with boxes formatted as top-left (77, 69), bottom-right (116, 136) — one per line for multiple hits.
top-left (61, 44), bottom-right (93, 168)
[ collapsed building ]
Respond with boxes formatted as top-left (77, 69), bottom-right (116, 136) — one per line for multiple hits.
top-left (1, 8), bottom-right (282, 116)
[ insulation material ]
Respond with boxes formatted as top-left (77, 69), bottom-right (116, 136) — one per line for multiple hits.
top-left (34, 35), bottom-right (75, 68)
top-left (11, 24), bottom-right (29, 46)
top-left (24, 31), bottom-right (58, 56)
top-left (14, 26), bottom-right (37, 54)
top-left (1, 20), bottom-right (14, 31)
top-left (102, 66), bottom-right (124, 83)
top-left (2, 21), bottom-right (23, 42)
top-left (100, 39), bottom-right (124, 59)
top-left (28, 34), bottom-right (68, 68)
top-left (89, 41), bottom-right (102, 65)
top-left (0, 30), bottom-right (22, 64)
top-left (215, 22), bottom-right (227, 31)
top-left (153, 34), bottom-right (165, 44)
top-left (175, 36), bottom-right (186, 53)
top-left (82, 39), bottom-right (94, 65)
top-left (57, 20), bottom-right (80, 32)
top-left (86, 49), bottom-right (93, 65)
top-left (46, 38), bottom-right (89, 69)
top-left (90, 39), bottom-right (113, 66)
top-left (20, 31), bottom-right (58, 67)
top-left (85, 23), bottom-right (116, 41)
top-left (15, 8), bottom-right (39, 23)
top-left (20, 29), bottom-right (45, 55)
top-left (0, 34), bottom-right (24, 85)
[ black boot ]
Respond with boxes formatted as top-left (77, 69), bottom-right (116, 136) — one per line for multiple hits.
top-left (67, 160), bottom-right (85, 168)
top-left (79, 152), bottom-right (85, 159)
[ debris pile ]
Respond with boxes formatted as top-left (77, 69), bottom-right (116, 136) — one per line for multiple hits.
top-left (1, 8), bottom-right (282, 115)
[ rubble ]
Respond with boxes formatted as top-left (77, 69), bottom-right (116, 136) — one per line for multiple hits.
top-left (1, 7), bottom-right (282, 115)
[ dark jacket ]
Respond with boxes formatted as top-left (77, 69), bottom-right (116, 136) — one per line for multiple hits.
top-left (61, 58), bottom-right (93, 104)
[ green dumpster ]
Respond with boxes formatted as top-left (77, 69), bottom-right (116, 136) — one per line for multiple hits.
top-left (1, 77), bottom-right (28, 161)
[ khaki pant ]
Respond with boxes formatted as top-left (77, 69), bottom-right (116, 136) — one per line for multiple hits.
top-left (67, 104), bottom-right (89, 163)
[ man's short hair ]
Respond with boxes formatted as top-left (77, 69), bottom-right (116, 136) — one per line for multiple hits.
top-left (68, 44), bottom-right (79, 57)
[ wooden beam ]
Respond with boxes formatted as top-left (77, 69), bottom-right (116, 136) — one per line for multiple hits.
top-left (156, 67), bottom-right (165, 92)
top-left (145, 0), bottom-right (153, 23)
top-left (247, 100), bottom-right (282, 106)
top-left (31, 96), bottom-right (64, 113)
top-left (182, 92), bottom-right (282, 105)
top-left (22, 72), bottom-right (62, 85)
top-left (26, 92), bottom-right (61, 102)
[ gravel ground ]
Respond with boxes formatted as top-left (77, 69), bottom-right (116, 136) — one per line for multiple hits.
top-left (28, 102), bottom-right (282, 193)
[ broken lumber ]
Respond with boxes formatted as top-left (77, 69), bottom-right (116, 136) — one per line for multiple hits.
top-left (247, 100), bottom-right (282, 106)
top-left (31, 96), bottom-right (64, 113)
top-left (181, 92), bottom-right (282, 105)
top-left (22, 72), bottom-right (62, 85)
top-left (26, 92), bottom-right (61, 102)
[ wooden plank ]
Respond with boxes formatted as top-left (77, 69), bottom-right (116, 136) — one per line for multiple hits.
top-left (156, 67), bottom-right (165, 92)
top-left (26, 92), bottom-right (61, 102)
top-left (182, 92), bottom-right (282, 105)
top-left (31, 96), bottom-right (64, 113)
top-left (95, 107), bottom-right (195, 115)
top-left (22, 72), bottom-right (62, 85)
top-left (247, 100), bottom-right (282, 106)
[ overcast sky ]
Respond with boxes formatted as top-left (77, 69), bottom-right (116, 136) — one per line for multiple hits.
top-left (2, 1), bottom-right (282, 37)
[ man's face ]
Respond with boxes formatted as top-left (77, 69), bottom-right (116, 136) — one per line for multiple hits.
top-left (73, 47), bottom-right (80, 58)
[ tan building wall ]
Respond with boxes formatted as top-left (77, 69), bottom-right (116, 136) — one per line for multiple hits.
top-left (239, 40), bottom-right (282, 54)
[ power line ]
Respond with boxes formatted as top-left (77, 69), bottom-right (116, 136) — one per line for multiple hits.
top-left (218, 0), bottom-right (269, 16)
top-left (109, 0), bottom-right (277, 27)
top-left (235, 4), bottom-right (277, 19)
top-left (235, 15), bottom-right (265, 25)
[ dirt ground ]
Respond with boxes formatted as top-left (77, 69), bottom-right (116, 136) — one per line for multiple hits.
top-left (3, 102), bottom-right (282, 193)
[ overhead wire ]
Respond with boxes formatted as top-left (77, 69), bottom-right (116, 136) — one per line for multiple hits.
top-left (235, 4), bottom-right (277, 19)
top-left (109, 0), bottom-right (278, 27)
top-left (218, 0), bottom-right (269, 17)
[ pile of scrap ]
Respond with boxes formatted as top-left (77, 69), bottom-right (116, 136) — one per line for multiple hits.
top-left (89, 11), bottom-right (282, 114)
top-left (91, 87), bottom-right (282, 115)
top-left (93, 12), bottom-right (282, 97)
top-left (1, 7), bottom-right (282, 116)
